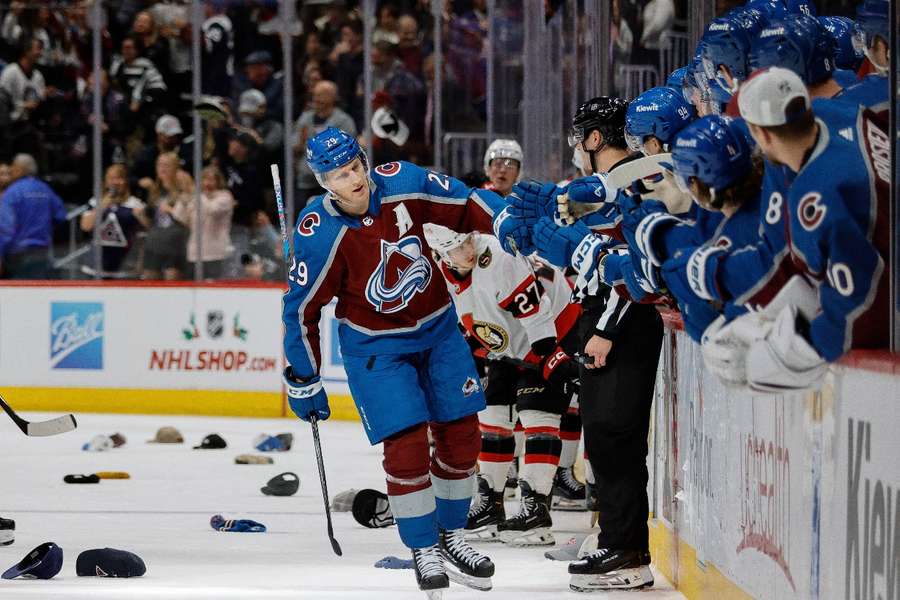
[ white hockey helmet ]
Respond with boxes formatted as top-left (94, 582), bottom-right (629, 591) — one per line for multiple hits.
top-left (483, 138), bottom-right (523, 175)
top-left (422, 222), bottom-right (472, 265)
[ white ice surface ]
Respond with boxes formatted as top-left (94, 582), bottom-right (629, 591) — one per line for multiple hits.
top-left (0, 413), bottom-right (685, 599)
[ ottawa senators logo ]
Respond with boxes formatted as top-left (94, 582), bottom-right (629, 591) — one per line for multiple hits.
top-left (477, 247), bottom-right (492, 268)
top-left (471, 320), bottom-right (509, 353)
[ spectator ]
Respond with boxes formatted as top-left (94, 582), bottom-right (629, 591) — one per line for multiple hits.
top-left (294, 80), bottom-right (356, 205)
top-left (109, 35), bottom-right (168, 131)
top-left (0, 37), bottom-right (46, 126)
top-left (0, 153), bottom-right (66, 279)
top-left (373, 3), bottom-right (400, 45)
top-left (132, 114), bottom-right (187, 190)
top-left (201, 0), bottom-right (234, 98)
top-left (80, 70), bottom-right (129, 168)
top-left (132, 11), bottom-right (172, 89)
top-left (313, 0), bottom-right (349, 48)
top-left (396, 14), bottom-right (425, 78)
top-left (232, 50), bottom-right (284, 122)
top-left (220, 127), bottom-right (264, 227)
top-left (241, 210), bottom-right (282, 281)
top-left (368, 41), bottom-right (425, 138)
top-left (173, 165), bottom-right (235, 280)
top-left (237, 89), bottom-right (283, 166)
top-left (331, 19), bottom-right (364, 125)
top-left (79, 164), bottom-right (149, 277)
top-left (150, 1), bottom-right (191, 99)
top-left (140, 151), bottom-right (193, 280)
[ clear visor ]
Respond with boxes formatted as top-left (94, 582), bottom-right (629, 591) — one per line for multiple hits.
top-left (488, 158), bottom-right (520, 170)
top-left (442, 233), bottom-right (476, 266)
top-left (568, 125), bottom-right (585, 148)
top-left (674, 171), bottom-right (692, 195)
top-left (851, 28), bottom-right (868, 53)
top-left (625, 131), bottom-right (645, 155)
top-left (315, 153), bottom-right (370, 189)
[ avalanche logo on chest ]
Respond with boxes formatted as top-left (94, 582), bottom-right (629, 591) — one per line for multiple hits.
top-left (365, 235), bottom-right (432, 313)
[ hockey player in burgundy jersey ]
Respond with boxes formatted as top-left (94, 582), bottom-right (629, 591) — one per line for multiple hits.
top-left (282, 127), bottom-right (507, 596)
top-left (423, 224), bottom-right (581, 546)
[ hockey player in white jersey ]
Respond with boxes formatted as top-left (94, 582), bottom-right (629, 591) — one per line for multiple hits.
top-left (423, 224), bottom-right (581, 546)
top-left (483, 139), bottom-right (523, 197)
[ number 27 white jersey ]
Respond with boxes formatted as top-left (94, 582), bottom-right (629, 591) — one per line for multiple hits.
top-left (437, 234), bottom-right (580, 362)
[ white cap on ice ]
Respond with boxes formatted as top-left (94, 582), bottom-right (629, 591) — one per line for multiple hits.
top-left (737, 67), bottom-right (811, 127)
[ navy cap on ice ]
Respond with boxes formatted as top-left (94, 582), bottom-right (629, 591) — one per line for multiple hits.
top-left (76, 548), bottom-right (146, 578)
top-left (1, 542), bottom-right (63, 580)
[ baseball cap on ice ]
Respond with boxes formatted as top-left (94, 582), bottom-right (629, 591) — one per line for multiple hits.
top-left (76, 548), bottom-right (146, 578)
top-left (194, 433), bottom-right (227, 449)
top-left (147, 426), bottom-right (183, 443)
top-left (737, 66), bottom-right (810, 126)
top-left (2, 542), bottom-right (63, 580)
top-left (261, 472), bottom-right (300, 496)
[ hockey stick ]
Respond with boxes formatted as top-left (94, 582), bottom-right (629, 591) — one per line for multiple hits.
top-left (0, 394), bottom-right (77, 436)
top-left (605, 152), bottom-right (672, 190)
top-left (271, 164), bottom-right (343, 557)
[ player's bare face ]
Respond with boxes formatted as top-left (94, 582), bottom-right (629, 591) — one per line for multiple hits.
top-left (448, 237), bottom-right (476, 272)
top-left (326, 158), bottom-right (369, 215)
top-left (488, 159), bottom-right (519, 195)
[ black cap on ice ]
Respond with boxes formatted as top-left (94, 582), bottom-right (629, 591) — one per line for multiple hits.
top-left (76, 548), bottom-right (146, 578)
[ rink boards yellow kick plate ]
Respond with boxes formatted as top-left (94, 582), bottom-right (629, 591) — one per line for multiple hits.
top-left (0, 386), bottom-right (361, 421)
top-left (648, 519), bottom-right (752, 600)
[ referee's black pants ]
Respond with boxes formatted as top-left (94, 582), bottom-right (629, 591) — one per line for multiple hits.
top-left (578, 303), bottom-right (663, 553)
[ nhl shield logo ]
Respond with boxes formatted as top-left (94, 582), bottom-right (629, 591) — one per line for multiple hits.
top-left (206, 310), bottom-right (225, 339)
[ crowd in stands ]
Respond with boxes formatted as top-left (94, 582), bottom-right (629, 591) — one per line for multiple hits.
top-left (0, 0), bottom-right (494, 280)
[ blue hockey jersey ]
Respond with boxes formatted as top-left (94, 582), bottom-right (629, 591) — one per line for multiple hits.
top-left (282, 161), bottom-right (506, 379)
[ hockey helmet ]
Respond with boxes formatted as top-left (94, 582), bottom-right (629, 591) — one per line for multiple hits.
top-left (625, 87), bottom-right (696, 154)
top-left (818, 16), bottom-right (865, 71)
top-left (666, 66), bottom-right (690, 91)
top-left (422, 222), bottom-right (474, 267)
top-left (569, 96), bottom-right (628, 150)
top-left (856, 0), bottom-right (890, 50)
top-left (700, 7), bottom-right (769, 100)
top-left (483, 139), bottom-right (524, 174)
top-left (749, 15), bottom-right (836, 85)
top-left (671, 115), bottom-right (752, 196)
top-left (305, 126), bottom-right (368, 186)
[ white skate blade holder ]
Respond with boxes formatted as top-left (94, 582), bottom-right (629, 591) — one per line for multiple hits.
top-left (570, 565), bottom-right (654, 592)
top-left (445, 566), bottom-right (493, 592)
top-left (499, 526), bottom-right (555, 547)
top-left (551, 496), bottom-right (587, 512)
top-left (465, 524), bottom-right (501, 542)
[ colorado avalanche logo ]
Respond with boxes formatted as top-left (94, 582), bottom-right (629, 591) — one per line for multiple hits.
top-left (365, 236), bottom-right (432, 313)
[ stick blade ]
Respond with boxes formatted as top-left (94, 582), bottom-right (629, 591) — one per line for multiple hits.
top-left (26, 414), bottom-right (77, 437)
top-left (330, 536), bottom-right (343, 556)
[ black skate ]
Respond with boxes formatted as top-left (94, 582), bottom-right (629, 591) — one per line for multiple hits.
top-left (496, 481), bottom-right (555, 546)
top-left (0, 518), bottom-right (13, 546)
top-left (466, 475), bottom-right (506, 541)
top-left (551, 466), bottom-right (587, 511)
top-left (439, 528), bottom-right (495, 591)
top-left (412, 544), bottom-right (449, 599)
top-left (568, 548), bottom-right (653, 592)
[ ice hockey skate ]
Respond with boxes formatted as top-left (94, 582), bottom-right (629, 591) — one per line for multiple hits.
top-left (551, 466), bottom-right (587, 511)
top-left (568, 548), bottom-right (654, 592)
top-left (412, 544), bottom-right (449, 599)
top-left (497, 481), bottom-right (555, 546)
top-left (439, 528), bottom-right (495, 591)
top-left (466, 475), bottom-right (506, 541)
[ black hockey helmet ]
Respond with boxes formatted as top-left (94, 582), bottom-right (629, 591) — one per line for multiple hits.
top-left (569, 96), bottom-right (629, 150)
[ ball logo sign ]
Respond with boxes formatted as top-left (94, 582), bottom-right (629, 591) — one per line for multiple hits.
top-left (50, 302), bottom-right (104, 370)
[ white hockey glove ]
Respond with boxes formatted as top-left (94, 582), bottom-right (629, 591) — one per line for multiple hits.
top-left (745, 304), bottom-right (827, 394)
top-left (700, 313), bottom-right (771, 389)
